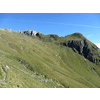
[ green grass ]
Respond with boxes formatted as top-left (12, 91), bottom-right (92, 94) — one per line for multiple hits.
top-left (0, 29), bottom-right (100, 88)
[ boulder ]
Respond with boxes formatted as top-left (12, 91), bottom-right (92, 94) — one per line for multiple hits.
top-left (92, 68), bottom-right (95, 71)
top-left (31, 30), bottom-right (37, 36)
top-left (24, 29), bottom-right (31, 36)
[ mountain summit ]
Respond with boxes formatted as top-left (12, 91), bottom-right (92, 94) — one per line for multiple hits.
top-left (71, 32), bottom-right (85, 38)
top-left (0, 28), bottom-right (100, 88)
top-left (59, 33), bottom-right (100, 64)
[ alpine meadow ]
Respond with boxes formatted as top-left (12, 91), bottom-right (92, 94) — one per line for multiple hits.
top-left (0, 28), bottom-right (100, 88)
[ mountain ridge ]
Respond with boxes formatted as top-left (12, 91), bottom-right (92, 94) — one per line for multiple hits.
top-left (0, 28), bottom-right (100, 88)
top-left (1, 28), bottom-right (100, 64)
top-left (58, 33), bottom-right (100, 64)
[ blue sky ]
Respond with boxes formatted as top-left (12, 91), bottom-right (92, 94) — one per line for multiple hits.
top-left (0, 13), bottom-right (100, 44)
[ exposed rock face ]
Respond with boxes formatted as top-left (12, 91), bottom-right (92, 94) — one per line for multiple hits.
top-left (31, 31), bottom-right (37, 36)
top-left (24, 29), bottom-right (31, 36)
top-left (18, 29), bottom-right (42, 38)
top-left (60, 33), bottom-right (100, 64)
top-left (36, 32), bottom-right (42, 38)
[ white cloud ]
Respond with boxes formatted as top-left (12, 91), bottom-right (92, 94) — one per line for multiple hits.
top-left (95, 43), bottom-right (100, 49)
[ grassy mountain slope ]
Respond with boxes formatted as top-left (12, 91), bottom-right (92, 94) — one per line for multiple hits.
top-left (0, 29), bottom-right (100, 88)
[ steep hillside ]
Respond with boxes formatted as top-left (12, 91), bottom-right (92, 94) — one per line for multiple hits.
top-left (0, 28), bottom-right (100, 88)
top-left (57, 33), bottom-right (100, 64)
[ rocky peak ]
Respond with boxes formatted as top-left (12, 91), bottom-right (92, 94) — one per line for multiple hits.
top-left (60, 33), bottom-right (100, 64)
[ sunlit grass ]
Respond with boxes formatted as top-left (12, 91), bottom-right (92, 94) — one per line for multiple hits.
top-left (0, 29), bottom-right (100, 88)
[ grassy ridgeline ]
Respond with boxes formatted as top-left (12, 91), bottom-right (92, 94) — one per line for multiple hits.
top-left (0, 29), bottom-right (100, 88)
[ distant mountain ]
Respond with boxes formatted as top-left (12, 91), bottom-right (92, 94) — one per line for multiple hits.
top-left (0, 28), bottom-right (100, 88)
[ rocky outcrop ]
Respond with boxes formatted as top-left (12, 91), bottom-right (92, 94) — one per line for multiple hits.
top-left (0, 28), bottom-right (13, 32)
top-left (60, 33), bottom-right (100, 64)
top-left (0, 28), bottom-right (42, 38)
top-left (18, 29), bottom-right (42, 38)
